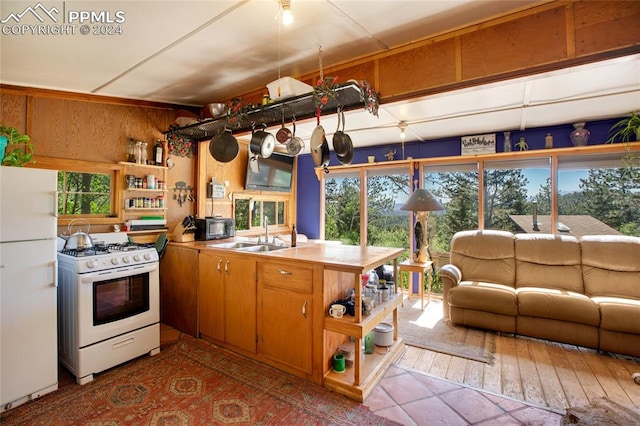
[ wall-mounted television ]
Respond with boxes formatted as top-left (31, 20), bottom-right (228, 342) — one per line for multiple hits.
top-left (244, 151), bottom-right (294, 192)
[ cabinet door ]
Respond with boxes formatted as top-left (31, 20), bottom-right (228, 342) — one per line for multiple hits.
top-left (198, 251), bottom-right (225, 341)
top-left (224, 255), bottom-right (257, 354)
top-left (160, 245), bottom-right (198, 336)
top-left (260, 287), bottom-right (313, 375)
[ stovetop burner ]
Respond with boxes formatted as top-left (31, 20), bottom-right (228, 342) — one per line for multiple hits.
top-left (60, 242), bottom-right (155, 257)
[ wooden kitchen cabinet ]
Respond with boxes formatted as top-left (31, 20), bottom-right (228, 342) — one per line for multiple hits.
top-left (198, 250), bottom-right (257, 354)
top-left (159, 244), bottom-right (199, 337)
top-left (257, 261), bottom-right (316, 377)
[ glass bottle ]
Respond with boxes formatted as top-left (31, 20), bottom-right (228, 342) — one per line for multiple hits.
top-left (141, 142), bottom-right (148, 165)
top-left (503, 131), bottom-right (512, 152)
top-left (135, 141), bottom-right (142, 164)
top-left (127, 138), bottom-right (136, 162)
top-left (154, 140), bottom-right (164, 166)
top-left (291, 224), bottom-right (297, 247)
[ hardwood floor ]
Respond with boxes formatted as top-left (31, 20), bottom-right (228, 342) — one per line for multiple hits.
top-left (396, 325), bottom-right (640, 416)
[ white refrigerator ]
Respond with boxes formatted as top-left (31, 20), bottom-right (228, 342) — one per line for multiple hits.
top-left (0, 166), bottom-right (58, 412)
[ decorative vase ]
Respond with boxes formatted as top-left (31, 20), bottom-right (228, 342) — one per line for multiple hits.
top-left (570, 122), bottom-right (590, 146)
top-left (503, 132), bottom-right (512, 152)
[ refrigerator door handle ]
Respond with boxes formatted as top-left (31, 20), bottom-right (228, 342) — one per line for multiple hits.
top-left (52, 191), bottom-right (59, 217)
top-left (52, 260), bottom-right (58, 287)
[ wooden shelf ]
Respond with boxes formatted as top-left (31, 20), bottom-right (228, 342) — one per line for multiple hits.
top-left (119, 161), bottom-right (167, 170)
top-left (125, 208), bottom-right (168, 212)
top-left (323, 339), bottom-right (405, 402)
top-left (126, 188), bottom-right (167, 193)
top-left (126, 228), bottom-right (168, 235)
top-left (324, 294), bottom-right (402, 338)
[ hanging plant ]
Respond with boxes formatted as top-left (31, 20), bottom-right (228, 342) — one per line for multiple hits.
top-left (167, 126), bottom-right (196, 158)
top-left (225, 98), bottom-right (254, 128)
top-left (0, 124), bottom-right (35, 167)
top-left (313, 76), bottom-right (339, 108)
top-left (357, 80), bottom-right (380, 117)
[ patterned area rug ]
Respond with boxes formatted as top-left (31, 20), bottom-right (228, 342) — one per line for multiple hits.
top-left (395, 298), bottom-right (496, 364)
top-left (1, 335), bottom-right (398, 425)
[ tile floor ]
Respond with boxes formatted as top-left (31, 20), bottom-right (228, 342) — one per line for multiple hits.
top-left (366, 364), bottom-right (565, 425)
top-left (161, 324), bottom-right (565, 425)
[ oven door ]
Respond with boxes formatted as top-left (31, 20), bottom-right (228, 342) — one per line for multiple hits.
top-left (77, 262), bottom-right (159, 348)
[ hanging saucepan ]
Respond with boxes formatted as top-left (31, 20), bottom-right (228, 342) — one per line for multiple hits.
top-left (332, 107), bottom-right (349, 157)
top-left (310, 114), bottom-right (330, 173)
top-left (209, 127), bottom-right (239, 163)
top-left (276, 111), bottom-right (292, 144)
top-left (336, 110), bottom-right (353, 165)
top-left (286, 118), bottom-right (305, 156)
top-left (64, 219), bottom-right (94, 250)
top-left (250, 123), bottom-right (275, 158)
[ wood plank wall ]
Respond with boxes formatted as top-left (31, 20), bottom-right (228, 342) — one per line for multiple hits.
top-left (233, 1), bottom-right (640, 106)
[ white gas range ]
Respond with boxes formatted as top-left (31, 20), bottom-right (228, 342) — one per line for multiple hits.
top-left (57, 233), bottom-right (160, 385)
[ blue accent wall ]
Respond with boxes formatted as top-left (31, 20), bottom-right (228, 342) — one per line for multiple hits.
top-left (296, 117), bottom-right (623, 239)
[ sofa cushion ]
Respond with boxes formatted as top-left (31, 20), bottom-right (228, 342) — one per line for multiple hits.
top-left (448, 281), bottom-right (518, 316)
top-left (592, 296), bottom-right (640, 334)
top-left (517, 287), bottom-right (600, 326)
top-left (515, 234), bottom-right (583, 293)
top-left (450, 230), bottom-right (515, 287)
top-left (581, 235), bottom-right (640, 299)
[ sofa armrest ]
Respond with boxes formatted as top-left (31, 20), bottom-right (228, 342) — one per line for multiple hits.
top-left (440, 264), bottom-right (461, 319)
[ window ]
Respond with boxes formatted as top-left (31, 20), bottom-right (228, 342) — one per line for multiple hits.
top-left (424, 163), bottom-right (479, 253)
top-left (483, 158), bottom-right (551, 233)
top-left (365, 168), bottom-right (410, 248)
top-left (58, 171), bottom-right (111, 215)
top-left (234, 196), bottom-right (288, 231)
top-left (557, 154), bottom-right (639, 236)
top-left (32, 157), bottom-right (122, 225)
top-left (325, 170), bottom-right (361, 245)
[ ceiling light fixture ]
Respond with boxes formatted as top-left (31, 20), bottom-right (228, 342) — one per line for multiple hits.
top-left (280, 0), bottom-right (293, 25)
top-left (399, 121), bottom-right (407, 159)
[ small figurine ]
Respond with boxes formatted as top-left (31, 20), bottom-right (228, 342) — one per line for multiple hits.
top-left (385, 149), bottom-right (396, 161)
top-left (516, 136), bottom-right (528, 151)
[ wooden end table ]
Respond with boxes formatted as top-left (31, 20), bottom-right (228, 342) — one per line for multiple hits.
top-left (399, 259), bottom-right (433, 310)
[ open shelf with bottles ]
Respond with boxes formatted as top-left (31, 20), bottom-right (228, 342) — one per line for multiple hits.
top-left (120, 161), bottom-right (168, 233)
top-left (321, 253), bottom-right (404, 402)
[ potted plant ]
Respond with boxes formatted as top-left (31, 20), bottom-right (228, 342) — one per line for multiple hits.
top-left (606, 111), bottom-right (640, 143)
top-left (0, 123), bottom-right (34, 166)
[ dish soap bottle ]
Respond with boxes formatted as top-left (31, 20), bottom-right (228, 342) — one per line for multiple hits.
top-left (291, 224), bottom-right (297, 247)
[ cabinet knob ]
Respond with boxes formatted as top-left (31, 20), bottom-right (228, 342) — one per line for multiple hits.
top-left (302, 300), bottom-right (307, 318)
top-left (278, 269), bottom-right (292, 275)
top-left (217, 259), bottom-right (223, 272)
top-left (225, 260), bottom-right (230, 274)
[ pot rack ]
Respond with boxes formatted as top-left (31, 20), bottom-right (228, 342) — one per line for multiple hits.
top-left (164, 82), bottom-right (366, 142)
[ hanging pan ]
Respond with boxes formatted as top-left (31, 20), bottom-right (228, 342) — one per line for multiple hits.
top-left (276, 110), bottom-right (292, 144)
top-left (250, 123), bottom-right (275, 158)
top-left (332, 107), bottom-right (349, 157)
top-left (310, 108), bottom-right (330, 172)
top-left (286, 118), bottom-right (305, 156)
top-left (209, 127), bottom-right (239, 163)
top-left (336, 110), bottom-right (353, 165)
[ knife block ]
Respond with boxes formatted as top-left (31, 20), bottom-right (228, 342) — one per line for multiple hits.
top-left (172, 222), bottom-right (195, 242)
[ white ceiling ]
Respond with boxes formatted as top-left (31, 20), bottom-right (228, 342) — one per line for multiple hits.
top-left (1, 1), bottom-right (639, 153)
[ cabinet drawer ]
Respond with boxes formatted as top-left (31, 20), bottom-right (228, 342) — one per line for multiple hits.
top-left (261, 262), bottom-right (312, 293)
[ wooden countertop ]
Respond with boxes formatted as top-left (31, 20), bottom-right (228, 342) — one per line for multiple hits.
top-left (168, 239), bottom-right (403, 272)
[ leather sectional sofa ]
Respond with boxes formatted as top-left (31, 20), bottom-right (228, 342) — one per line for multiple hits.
top-left (440, 230), bottom-right (640, 358)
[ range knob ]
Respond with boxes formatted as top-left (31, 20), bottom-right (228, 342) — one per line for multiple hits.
top-left (122, 256), bottom-right (131, 264)
top-left (86, 259), bottom-right (98, 269)
top-left (111, 257), bottom-right (121, 265)
top-left (133, 254), bottom-right (142, 262)
top-left (144, 252), bottom-right (152, 260)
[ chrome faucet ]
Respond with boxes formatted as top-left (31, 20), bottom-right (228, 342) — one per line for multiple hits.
top-left (264, 216), bottom-right (269, 243)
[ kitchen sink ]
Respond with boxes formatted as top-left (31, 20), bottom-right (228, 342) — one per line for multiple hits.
top-left (207, 241), bottom-right (258, 249)
top-left (207, 241), bottom-right (288, 252)
top-left (235, 243), bottom-right (288, 252)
